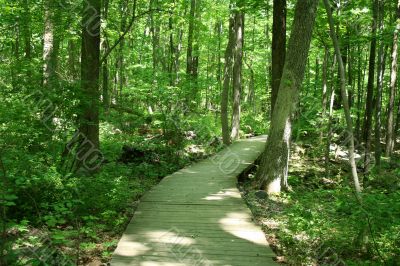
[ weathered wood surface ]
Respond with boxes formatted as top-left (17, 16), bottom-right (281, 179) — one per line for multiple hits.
top-left (111, 135), bottom-right (278, 265)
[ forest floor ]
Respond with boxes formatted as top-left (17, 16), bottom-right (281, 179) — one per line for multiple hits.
top-left (240, 143), bottom-right (400, 266)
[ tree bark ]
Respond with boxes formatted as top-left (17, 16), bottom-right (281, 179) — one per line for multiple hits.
top-left (192, 0), bottom-right (200, 86)
top-left (363, 0), bottom-right (378, 175)
top-left (325, 54), bottom-right (336, 177)
top-left (150, 0), bottom-right (161, 71)
top-left (265, 7), bottom-right (272, 113)
top-left (117, 0), bottom-right (129, 100)
top-left (374, 0), bottom-right (387, 168)
top-left (75, 0), bottom-right (101, 171)
top-left (102, 0), bottom-right (110, 111)
top-left (21, 0), bottom-right (32, 79)
top-left (230, 7), bottom-right (244, 141)
top-left (271, 0), bottom-right (286, 116)
top-left (355, 44), bottom-right (363, 141)
top-left (216, 20), bottom-right (223, 97)
top-left (256, 0), bottom-right (319, 194)
top-left (22, 0), bottom-right (31, 61)
top-left (169, 10), bottom-right (177, 86)
top-left (221, 5), bottom-right (235, 146)
top-left (322, 49), bottom-right (328, 115)
top-left (43, 0), bottom-right (60, 90)
top-left (175, 4), bottom-right (188, 88)
top-left (186, 0), bottom-right (196, 76)
top-left (11, 26), bottom-right (20, 90)
top-left (42, 0), bottom-right (61, 131)
top-left (385, 0), bottom-right (400, 156)
top-left (185, 0), bottom-right (200, 108)
top-left (395, 98), bottom-right (400, 146)
top-left (324, 0), bottom-right (362, 195)
top-left (314, 56), bottom-right (320, 96)
top-left (68, 40), bottom-right (78, 80)
top-left (320, 48), bottom-right (328, 142)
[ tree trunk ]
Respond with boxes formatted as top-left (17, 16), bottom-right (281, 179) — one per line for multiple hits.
top-left (221, 6), bottom-right (235, 146)
top-left (22, 0), bottom-right (32, 79)
top-left (192, 0), bottom-right (200, 84)
top-left (385, 0), bottom-right (400, 156)
top-left (43, 0), bottom-right (60, 89)
top-left (314, 56), bottom-right (320, 96)
top-left (325, 55), bottom-right (336, 177)
top-left (11, 26), bottom-right (20, 90)
top-left (68, 40), bottom-right (78, 80)
top-left (216, 20), bottom-right (223, 98)
top-left (320, 48), bottom-right (328, 142)
top-left (175, 20), bottom-right (185, 86)
top-left (150, 0), bottom-right (161, 71)
top-left (169, 13), bottom-right (176, 86)
top-left (75, 0), bottom-right (101, 172)
top-left (374, 1), bottom-right (387, 168)
top-left (324, 0), bottom-right (362, 195)
top-left (185, 0), bottom-right (200, 108)
top-left (42, 0), bottom-right (61, 134)
top-left (22, 0), bottom-right (31, 61)
top-left (186, 0), bottom-right (196, 76)
top-left (265, 8), bottom-right (272, 114)
top-left (363, 0), bottom-right (378, 176)
top-left (117, 0), bottom-right (129, 100)
top-left (245, 59), bottom-right (256, 112)
top-left (256, 0), bottom-right (319, 194)
top-left (395, 98), bottom-right (400, 146)
top-left (102, 0), bottom-right (110, 111)
top-left (271, 0), bottom-right (286, 116)
top-left (230, 7), bottom-right (244, 141)
top-left (355, 44), bottom-right (363, 141)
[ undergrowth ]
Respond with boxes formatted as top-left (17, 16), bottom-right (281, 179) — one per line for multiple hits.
top-left (240, 146), bottom-right (400, 266)
top-left (1, 110), bottom-right (223, 265)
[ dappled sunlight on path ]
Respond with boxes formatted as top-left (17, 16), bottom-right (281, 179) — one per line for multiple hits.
top-left (111, 136), bottom-right (278, 266)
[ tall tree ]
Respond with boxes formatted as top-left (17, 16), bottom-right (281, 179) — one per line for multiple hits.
top-left (186, 0), bottom-right (200, 107)
top-left (363, 0), bottom-right (378, 175)
top-left (374, 2), bottom-right (387, 168)
top-left (43, 0), bottom-right (60, 90)
top-left (256, 0), bottom-right (319, 194)
top-left (323, 0), bottom-right (362, 195)
top-left (230, 5), bottom-right (244, 141)
top-left (168, 3), bottom-right (177, 86)
top-left (150, 0), bottom-right (161, 72)
top-left (68, 40), bottom-right (78, 80)
top-left (116, 0), bottom-right (129, 99)
top-left (216, 20), bottom-right (223, 96)
top-left (271, 0), bottom-right (286, 116)
top-left (102, 0), bottom-right (110, 111)
top-left (76, 0), bottom-right (101, 170)
top-left (385, 0), bottom-right (400, 156)
top-left (22, 0), bottom-right (31, 61)
top-left (42, 0), bottom-right (60, 118)
top-left (355, 44), bottom-right (365, 141)
top-left (221, 4), bottom-right (235, 145)
top-left (186, 0), bottom-right (197, 77)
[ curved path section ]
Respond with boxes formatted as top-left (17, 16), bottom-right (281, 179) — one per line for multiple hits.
top-left (111, 135), bottom-right (278, 266)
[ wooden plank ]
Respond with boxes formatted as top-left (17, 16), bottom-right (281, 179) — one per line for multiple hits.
top-left (111, 254), bottom-right (276, 266)
top-left (111, 136), bottom-right (278, 266)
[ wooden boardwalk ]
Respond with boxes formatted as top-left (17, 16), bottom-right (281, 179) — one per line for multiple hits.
top-left (111, 136), bottom-right (278, 266)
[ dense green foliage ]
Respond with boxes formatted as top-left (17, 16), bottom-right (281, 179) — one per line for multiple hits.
top-left (243, 151), bottom-right (400, 265)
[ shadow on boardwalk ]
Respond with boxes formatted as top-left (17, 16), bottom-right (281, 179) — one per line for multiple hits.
top-left (111, 136), bottom-right (278, 266)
